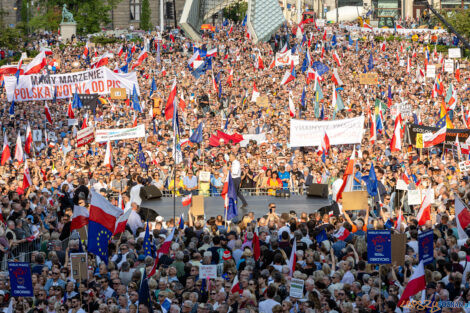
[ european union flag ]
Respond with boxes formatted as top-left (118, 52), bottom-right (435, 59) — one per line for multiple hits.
top-left (368, 53), bottom-right (374, 71)
top-left (137, 143), bottom-right (148, 170)
top-left (223, 19), bottom-right (229, 26)
top-left (52, 86), bottom-right (57, 103)
top-left (453, 36), bottom-right (459, 46)
top-left (331, 34), bottom-right (337, 47)
top-left (191, 57), bottom-right (212, 79)
top-left (120, 63), bottom-right (129, 73)
top-left (132, 85), bottom-right (142, 112)
top-left (138, 269), bottom-right (154, 313)
top-left (348, 35), bottom-right (353, 46)
top-left (88, 220), bottom-right (113, 264)
top-left (9, 101), bottom-right (15, 115)
top-left (363, 65), bottom-right (367, 73)
top-left (72, 91), bottom-right (83, 109)
top-left (320, 103), bottom-right (324, 120)
top-left (126, 51), bottom-right (133, 64)
top-left (311, 61), bottom-right (329, 76)
top-left (179, 213), bottom-right (185, 229)
top-left (150, 77), bottom-right (157, 97)
top-left (436, 115), bottom-right (446, 128)
top-left (301, 86), bottom-right (306, 108)
top-left (316, 229), bottom-right (328, 243)
top-left (189, 122), bottom-right (203, 143)
top-left (361, 162), bottom-right (378, 197)
top-left (242, 15), bottom-right (247, 26)
top-left (226, 172), bottom-right (238, 220)
top-left (143, 221), bottom-right (152, 257)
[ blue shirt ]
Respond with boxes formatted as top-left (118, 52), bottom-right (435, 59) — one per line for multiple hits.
top-left (183, 175), bottom-right (198, 189)
top-left (278, 171), bottom-right (290, 189)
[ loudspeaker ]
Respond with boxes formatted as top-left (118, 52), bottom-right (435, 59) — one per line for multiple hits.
top-left (307, 184), bottom-right (328, 198)
top-left (165, 2), bottom-right (174, 19)
top-left (140, 185), bottom-right (163, 200)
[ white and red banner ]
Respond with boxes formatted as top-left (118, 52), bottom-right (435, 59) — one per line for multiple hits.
top-left (95, 124), bottom-right (145, 143)
top-left (274, 51), bottom-right (300, 67)
top-left (76, 127), bottom-right (95, 147)
top-left (290, 116), bottom-right (364, 147)
top-left (5, 67), bottom-right (139, 102)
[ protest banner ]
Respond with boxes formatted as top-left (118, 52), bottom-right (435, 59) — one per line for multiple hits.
top-left (407, 189), bottom-right (435, 206)
top-left (406, 124), bottom-right (470, 146)
top-left (448, 48), bottom-right (461, 58)
top-left (342, 191), bottom-right (368, 210)
top-left (240, 133), bottom-right (266, 147)
top-left (289, 278), bottom-right (305, 299)
top-left (8, 262), bottom-right (34, 297)
top-left (396, 179), bottom-right (409, 190)
top-left (367, 230), bottom-right (392, 264)
top-left (79, 94), bottom-right (100, 111)
top-left (418, 230), bottom-right (434, 265)
top-left (444, 60), bottom-right (454, 73)
top-left (110, 88), bottom-right (127, 99)
top-left (391, 233), bottom-right (406, 266)
top-left (68, 119), bottom-right (78, 126)
top-left (77, 127), bottom-right (95, 147)
top-left (95, 124), bottom-right (145, 142)
top-left (290, 116), bottom-right (364, 147)
top-left (274, 51), bottom-right (299, 67)
top-left (70, 253), bottom-right (88, 281)
top-left (459, 160), bottom-right (470, 172)
top-left (359, 73), bottom-right (378, 85)
top-left (200, 265), bottom-right (217, 279)
top-left (5, 67), bottom-right (140, 102)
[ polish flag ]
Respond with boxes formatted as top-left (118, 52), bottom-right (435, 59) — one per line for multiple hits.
top-left (423, 127), bottom-right (446, 148)
top-left (148, 228), bottom-right (175, 278)
top-left (406, 56), bottom-right (410, 74)
top-left (103, 141), bottom-right (113, 169)
top-left (321, 45), bottom-right (325, 59)
top-left (417, 194), bottom-right (432, 226)
top-left (211, 71), bottom-right (218, 93)
top-left (369, 111), bottom-right (376, 145)
top-left (396, 50), bottom-right (400, 63)
top-left (67, 101), bottom-right (75, 119)
top-left (40, 47), bottom-right (53, 56)
top-left (131, 49), bottom-right (148, 70)
top-left (14, 133), bottom-right (24, 164)
top-left (336, 146), bottom-right (356, 201)
top-left (402, 169), bottom-right (410, 184)
top-left (182, 194), bottom-right (192, 206)
top-left (132, 112), bottom-right (138, 127)
top-left (116, 45), bottom-right (124, 57)
top-left (230, 275), bottom-right (241, 294)
top-left (381, 41), bottom-right (386, 52)
top-left (334, 226), bottom-right (351, 241)
top-left (1, 133), bottom-right (11, 166)
top-left (280, 61), bottom-right (296, 85)
top-left (288, 239), bottom-right (297, 276)
top-left (83, 42), bottom-right (89, 58)
top-left (22, 159), bottom-right (32, 190)
top-left (251, 82), bottom-right (260, 102)
top-left (82, 115), bottom-right (88, 129)
top-left (331, 68), bottom-right (343, 85)
top-left (228, 25), bottom-right (233, 35)
top-left (308, 33), bottom-right (314, 47)
top-left (454, 196), bottom-right (470, 240)
top-left (89, 190), bottom-right (123, 234)
top-left (161, 67), bottom-right (167, 76)
top-left (279, 43), bottom-right (288, 53)
top-left (448, 85), bottom-right (458, 110)
top-left (322, 30), bottom-right (327, 41)
top-left (397, 261), bottom-right (426, 307)
top-left (455, 63), bottom-right (460, 82)
top-left (24, 52), bottom-right (47, 75)
top-left (255, 54), bottom-right (264, 70)
top-left (187, 51), bottom-right (201, 68)
top-left (179, 92), bottom-right (186, 111)
top-left (44, 104), bottom-right (53, 124)
top-left (306, 67), bottom-right (317, 85)
top-left (321, 130), bottom-right (330, 154)
top-left (226, 68), bottom-right (233, 86)
top-left (113, 208), bottom-right (132, 235)
top-left (24, 123), bottom-right (32, 155)
top-left (91, 52), bottom-right (113, 68)
top-left (363, 22), bottom-right (373, 29)
top-left (390, 114), bottom-right (402, 152)
top-left (332, 51), bottom-right (342, 67)
top-left (288, 91), bottom-right (296, 117)
top-left (130, 43), bottom-right (136, 54)
top-left (396, 23), bottom-right (404, 29)
top-left (71, 205), bottom-right (89, 230)
top-left (206, 47), bottom-right (218, 57)
top-left (396, 209), bottom-right (405, 232)
top-left (165, 79), bottom-right (177, 121)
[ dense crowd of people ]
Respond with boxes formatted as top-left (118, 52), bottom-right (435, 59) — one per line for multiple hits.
top-left (0, 13), bottom-right (469, 313)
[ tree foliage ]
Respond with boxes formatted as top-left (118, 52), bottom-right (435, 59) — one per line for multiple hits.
top-left (0, 9), bottom-right (24, 50)
top-left (433, 9), bottom-right (470, 41)
top-left (140, 0), bottom-right (152, 31)
top-left (223, 1), bottom-right (248, 22)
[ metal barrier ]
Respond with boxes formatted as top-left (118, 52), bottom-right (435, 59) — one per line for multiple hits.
top-left (157, 186), bottom-right (311, 197)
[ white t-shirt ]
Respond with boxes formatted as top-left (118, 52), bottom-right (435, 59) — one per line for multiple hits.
top-left (259, 299), bottom-right (280, 313)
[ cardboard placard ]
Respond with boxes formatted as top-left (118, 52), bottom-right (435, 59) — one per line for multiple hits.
top-left (190, 195), bottom-right (205, 216)
top-left (198, 171), bottom-right (211, 182)
top-left (110, 88), bottom-right (127, 100)
top-left (289, 278), bottom-right (305, 299)
top-left (359, 73), bottom-right (378, 85)
top-left (199, 265), bottom-right (217, 278)
top-left (342, 191), bottom-right (368, 211)
top-left (70, 253), bottom-right (88, 281)
top-left (256, 95), bottom-right (269, 107)
top-left (391, 233), bottom-right (406, 266)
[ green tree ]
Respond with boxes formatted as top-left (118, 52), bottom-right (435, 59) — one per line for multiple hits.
top-left (432, 9), bottom-right (470, 41)
top-left (223, 0), bottom-right (247, 22)
top-left (0, 9), bottom-right (24, 50)
top-left (140, 0), bottom-right (152, 30)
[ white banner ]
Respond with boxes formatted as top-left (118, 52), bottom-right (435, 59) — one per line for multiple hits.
top-left (95, 124), bottom-right (145, 143)
top-left (340, 24), bottom-right (446, 34)
top-left (77, 127), bottom-right (95, 147)
top-left (240, 133), bottom-right (266, 147)
top-left (448, 48), bottom-right (461, 59)
top-left (5, 67), bottom-right (140, 102)
top-left (275, 51), bottom-right (299, 67)
top-left (290, 116), bottom-right (365, 147)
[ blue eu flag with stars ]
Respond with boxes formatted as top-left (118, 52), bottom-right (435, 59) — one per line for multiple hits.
top-left (137, 143), bottom-right (148, 170)
top-left (88, 220), bottom-right (113, 264)
top-left (139, 268), bottom-right (154, 313)
top-left (143, 221), bottom-right (153, 257)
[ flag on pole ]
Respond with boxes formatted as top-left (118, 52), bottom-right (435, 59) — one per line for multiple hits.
top-left (1, 133), bottom-right (11, 166)
top-left (397, 261), bottom-right (426, 307)
top-left (417, 194), bottom-right (432, 226)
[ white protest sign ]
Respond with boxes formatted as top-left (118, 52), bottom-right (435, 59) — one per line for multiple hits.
top-left (444, 60), bottom-right (454, 73)
top-left (399, 60), bottom-right (404, 67)
top-left (5, 67), bottom-right (140, 102)
top-left (408, 189), bottom-right (435, 206)
top-left (289, 278), bottom-right (305, 299)
top-left (68, 119), bottom-right (78, 126)
top-left (316, 19), bottom-right (325, 27)
top-left (396, 179), bottom-right (408, 191)
top-left (95, 124), bottom-right (145, 143)
top-left (198, 171), bottom-right (211, 182)
top-left (199, 265), bottom-right (217, 279)
top-left (459, 160), bottom-right (470, 172)
top-left (274, 51), bottom-right (299, 67)
top-left (240, 133), bottom-right (266, 147)
top-left (290, 116), bottom-right (365, 147)
top-left (426, 65), bottom-right (436, 78)
top-left (32, 130), bottom-right (42, 142)
top-left (77, 127), bottom-right (95, 147)
top-left (448, 48), bottom-right (461, 59)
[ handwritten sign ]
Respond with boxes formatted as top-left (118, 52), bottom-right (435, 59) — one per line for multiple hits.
top-left (367, 229), bottom-right (391, 264)
top-left (408, 189), bottom-right (435, 206)
top-left (359, 73), bottom-right (378, 85)
top-left (199, 265), bottom-right (217, 279)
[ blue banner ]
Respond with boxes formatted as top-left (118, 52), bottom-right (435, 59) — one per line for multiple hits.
top-left (8, 262), bottom-right (34, 297)
top-left (418, 229), bottom-right (434, 265)
top-left (367, 230), bottom-right (391, 264)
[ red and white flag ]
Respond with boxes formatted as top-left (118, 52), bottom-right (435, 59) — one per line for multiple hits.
top-left (116, 45), bottom-right (124, 57)
top-left (24, 123), bottom-right (32, 155)
top-left (406, 56), bottom-right (410, 74)
top-left (321, 130), bottom-right (330, 154)
top-left (455, 62), bottom-right (461, 82)
top-left (230, 275), bottom-right (241, 294)
top-left (336, 146), bottom-right (356, 201)
top-left (24, 51), bottom-right (47, 75)
top-left (132, 112), bottom-right (138, 127)
top-left (380, 41), bottom-right (386, 52)
top-left (148, 228), bottom-right (175, 278)
top-left (14, 133), bottom-right (24, 164)
top-left (397, 261), bottom-right (426, 307)
top-left (165, 79), bottom-right (177, 121)
top-left (67, 101), bottom-right (75, 119)
top-left (334, 226), bottom-right (351, 241)
top-left (1, 133), bottom-right (11, 166)
top-left (71, 205), bottom-right (89, 230)
top-left (454, 196), bottom-right (470, 240)
top-left (331, 68), bottom-right (343, 86)
top-left (103, 141), bottom-right (113, 169)
top-left (251, 82), bottom-right (260, 102)
top-left (332, 50), bottom-right (342, 67)
top-left (396, 209), bottom-right (405, 232)
top-left (130, 43), bottom-right (136, 54)
top-left (390, 114), bottom-right (402, 152)
top-left (369, 110), bottom-right (376, 145)
top-left (22, 159), bottom-right (32, 190)
top-left (423, 126), bottom-right (446, 148)
top-left (91, 52), bottom-right (113, 69)
top-left (255, 54), bottom-right (264, 70)
top-left (288, 239), bottom-right (297, 277)
top-left (40, 47), bottom-right (53, 56)
top-left (207, 47), bottom-right (217, 57)
top-left (113, 208), bottom-right (132, 235)
top-left (182, 194), bottom-right (192, 206)
top-left (83, 42), bottom-right (89, 58)
top-left (161, 67), bottom-right (167, 77)
top-left (131, 49), bottom-right (148, 70)
top-left (417, 194), bottom-right (432, 226)
top-left (288, 91), bottom-right (296, 117)
top-left (226, 68), bottom-right (233, 86)
top-left (363, 22), bottom-right (373, 29)
top-left (45, 104), bottom-right (53, 125)
top-left (211, 71), bottom-right (218, 93)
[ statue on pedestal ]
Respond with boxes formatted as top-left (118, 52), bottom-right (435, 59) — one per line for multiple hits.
top-left (61, 4), bottom-right (76, 23)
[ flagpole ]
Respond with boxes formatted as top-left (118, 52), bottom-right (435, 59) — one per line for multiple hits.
top-left (173, 108), bottom-right (177, 226)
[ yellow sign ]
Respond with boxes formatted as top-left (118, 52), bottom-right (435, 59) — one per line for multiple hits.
top-left (416, 133), bottom-right (423, 148)
top-left (110, 88), bottom-right (127, 100)
top-left (342, 191), bottom-right (368, 210)
top-left (359, 73), bottom-right (378, 85)
top-left (412, 34), bottom-right (419, 42)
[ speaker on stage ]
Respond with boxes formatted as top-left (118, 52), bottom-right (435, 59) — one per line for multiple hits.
top-left (307, 184), bottom-right (328, 199)
top-left (140, 185), bottom-right (163, 200)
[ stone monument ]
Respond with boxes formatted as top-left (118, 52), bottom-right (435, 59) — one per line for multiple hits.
top-left (59, 4), bottom-right (77, 42)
